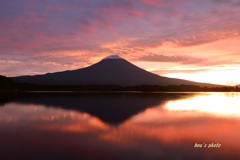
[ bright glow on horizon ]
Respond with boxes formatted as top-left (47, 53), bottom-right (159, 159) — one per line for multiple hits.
top-left (0, 0), bottom-right (240, 85)
top-left (163, 70), bottom-right (240, 86)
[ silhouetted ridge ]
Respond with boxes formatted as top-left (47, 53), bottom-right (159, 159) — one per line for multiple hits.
top-left (12, 55), bottom-right (217, 87)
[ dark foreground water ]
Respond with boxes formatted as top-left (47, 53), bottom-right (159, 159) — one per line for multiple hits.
top-left (0, 92), bottom-right (240, 160)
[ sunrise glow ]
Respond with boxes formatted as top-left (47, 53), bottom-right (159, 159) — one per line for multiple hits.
top-left (164, 92), bottom-right (240, 117)
top-left (1, 0), bottom-right (240, 85)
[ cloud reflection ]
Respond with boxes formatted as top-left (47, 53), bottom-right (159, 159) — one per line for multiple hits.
top-left (0, 93), bottom-right (240, 159)
top-left (164, 92), bottom-right (240, 117)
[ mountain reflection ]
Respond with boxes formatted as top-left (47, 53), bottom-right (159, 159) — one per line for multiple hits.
top-left (9, 92), bottom-right (191, 125)
top-left (0, 92), bottom-right (240, 160)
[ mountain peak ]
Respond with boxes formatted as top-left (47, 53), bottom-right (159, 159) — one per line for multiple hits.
top-left (13, 55), bottom-right (215, 87)
top-left (103, 55), bottom-right (123, 60)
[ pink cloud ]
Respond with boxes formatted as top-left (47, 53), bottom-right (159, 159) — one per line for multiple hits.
top-left (137, 54), bottom-right (205, 64)
top-left (0, 0), bottom-right (239, 85)
top-left (140, 0), bottom-right (169, 7)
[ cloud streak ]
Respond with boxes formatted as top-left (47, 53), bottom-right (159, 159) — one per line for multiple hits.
top-left (137, 54), bottom-right (205, 64)
top-left (0, 0), bottom-right (240, 84)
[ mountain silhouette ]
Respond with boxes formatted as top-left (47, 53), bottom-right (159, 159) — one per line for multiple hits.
top-left (12, 55), bottom-right (216, 86)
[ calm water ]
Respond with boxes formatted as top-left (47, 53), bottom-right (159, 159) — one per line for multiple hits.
top-left (0, 92), bottom-right (240, 160)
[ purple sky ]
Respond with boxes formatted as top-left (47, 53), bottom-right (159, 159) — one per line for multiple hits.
top-left (1, 0), bottom-right (240, 85)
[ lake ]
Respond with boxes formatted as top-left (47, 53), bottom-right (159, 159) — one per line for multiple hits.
top-left (0, 92), bottom-right (240, 160)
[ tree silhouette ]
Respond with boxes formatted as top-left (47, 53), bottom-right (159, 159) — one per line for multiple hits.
top-left (0, 75), bottom-right (17, 90)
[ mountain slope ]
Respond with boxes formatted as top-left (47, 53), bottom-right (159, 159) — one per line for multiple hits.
top-left (12, 55), bottom-right (217, 87)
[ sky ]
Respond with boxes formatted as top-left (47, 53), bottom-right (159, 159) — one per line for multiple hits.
top-left (0, 0), bottom-right (240, 85)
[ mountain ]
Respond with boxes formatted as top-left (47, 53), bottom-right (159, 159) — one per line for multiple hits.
top-left (12, 55), bottom-right (217, 87)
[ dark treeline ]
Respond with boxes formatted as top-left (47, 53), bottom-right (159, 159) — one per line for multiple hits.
top-left (0, 75), bottom-right (17, 91)
top-left (0, 75), bottom-right (239, 92)
top-left (17, 83), bottom-right (239, 92)
top-left (126, 84), bottom-right (239, 92)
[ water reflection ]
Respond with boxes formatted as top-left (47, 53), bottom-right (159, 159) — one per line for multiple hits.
top-left (0, 92), bottom-right (239, 160)
top-left (164, 92), bottom-right (240, 117)
top-left (11, 92), bottom-right (189, 125)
